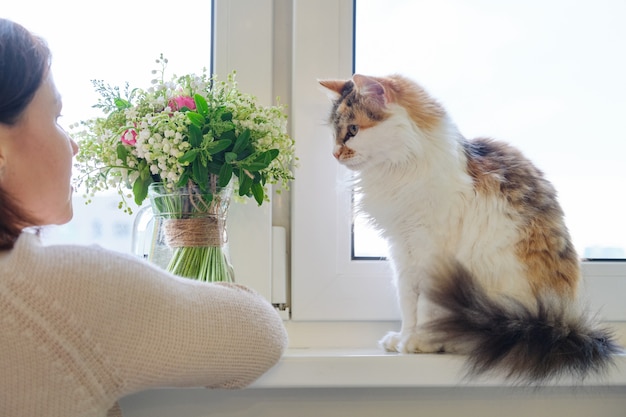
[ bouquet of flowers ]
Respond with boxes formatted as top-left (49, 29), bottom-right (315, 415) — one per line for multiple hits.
top-left (72, 55), bottom-right (295, 281)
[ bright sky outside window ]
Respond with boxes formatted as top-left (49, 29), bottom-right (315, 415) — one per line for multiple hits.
top-left (353, 0), bottom-right (626, 260)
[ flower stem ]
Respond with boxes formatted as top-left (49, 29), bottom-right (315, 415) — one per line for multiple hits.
top-left (166, 246), bottom-right (232, 282)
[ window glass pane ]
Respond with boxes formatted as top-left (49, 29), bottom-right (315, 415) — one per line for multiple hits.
top-left (5, 1), bottom-right (212, 252)
top-left (352, 193), bottom-right (389, 259)
top-left (354, 0), bottom-right (626, 259)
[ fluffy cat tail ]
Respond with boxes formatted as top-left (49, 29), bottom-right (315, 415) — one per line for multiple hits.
top-left (425, 261), bottom-right (623, 383)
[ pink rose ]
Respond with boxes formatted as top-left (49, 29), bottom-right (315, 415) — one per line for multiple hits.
top-left (121, 128), bottom-right (137, 146)
top-left (168, 95), bottom-right (196, 111)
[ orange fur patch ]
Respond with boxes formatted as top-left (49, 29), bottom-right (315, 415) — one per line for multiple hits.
top-left (519, 220), bottom-right (579, 298)
top-left (464, 138), bottom-right (580, 299)
top-left (368, 74), bottom-right (446, 132)
top-left (335, 145), bottom-right (355, 161)
top-left (320, 74), bottom-right (446, 138)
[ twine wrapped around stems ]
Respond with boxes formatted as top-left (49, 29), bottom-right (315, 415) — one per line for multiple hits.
top-left (144, 180), bottom-right (235, 282)
top-left (162, 217), bottom-right (227, 248)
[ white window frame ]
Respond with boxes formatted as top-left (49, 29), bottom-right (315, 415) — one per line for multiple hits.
top-left (290, 0), bottom-right (399, 320)
top-left (289, 0), bottom-right (626, 322)
top-left (212, 0), bottom-right (277, 302)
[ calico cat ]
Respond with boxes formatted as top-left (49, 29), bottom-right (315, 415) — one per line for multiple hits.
top-left (320, 74), bottom-right (621, 383)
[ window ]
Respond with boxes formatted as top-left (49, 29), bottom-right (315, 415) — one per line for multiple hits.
top-left (5, 0), bottom-right (213, 252)
top-left (291, 0), bottom-right (626, 322)
top-left (5, 0), bottom-right (280, 302)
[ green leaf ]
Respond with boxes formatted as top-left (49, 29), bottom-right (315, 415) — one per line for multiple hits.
top-left (186, 112), bottom-right (205, 128)
top-left (206, 161), bottom-right (222, 175)
top-left (240, 149), bottom-right (280, 172)
top-left (264, 148), bottom-right (280, 163)
top-left (178, 148), bottom-right (200, 164)
top-left (251, 182), bottom-right (265, 205)
top-left (192, 160), bottom-right (209, 190)
top-left (114, 97), bottom-right (132, 110)
top-left (193, 94), bottom-right (209, 117)
top-left (176, 170), bottom-right (190, 187)
top-left (188, 124), bottom-right (203, 147)
top-left (221, 111), bottom-right (233, 121)
top-left (225, 152), bottom-right (238, 163)
top-left (132, 175), bottom-right (150, 205)
top-left (238, 170), bottom-right (253, 196)
top-left (240, 161), bottom-right (268, 172)
top-left (232, 130), bottom-right (251, 155)
top-left (116, 143), bottom-right (128, 161)
top-left (206, 139), bottom-right (232, 155)
top-left (236, 146), bottom-right (254, 161)
top-left (137, 160), bottom-right (151, 180)
top-left (218, 163), bottom-right (233, 187)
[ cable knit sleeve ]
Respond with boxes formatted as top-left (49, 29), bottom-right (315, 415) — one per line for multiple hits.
top-left (0, 233), bottom-right (287, 417)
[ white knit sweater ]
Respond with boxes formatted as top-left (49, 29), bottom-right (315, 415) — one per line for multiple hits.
top-left (0, 232), bottom-right (288, 417)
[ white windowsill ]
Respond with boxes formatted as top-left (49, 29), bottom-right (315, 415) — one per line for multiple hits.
top-left (252, 348), bottom-right (626, 389)
top-left (119, 321), bottom-right (626, 417)
top-left (251, 321), bottom-right (626, 389)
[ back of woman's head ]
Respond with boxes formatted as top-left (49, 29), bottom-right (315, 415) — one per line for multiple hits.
top-left (0, 18), bottom-right (50, 125)
top-left (0, 19), bottom-right (50, 248)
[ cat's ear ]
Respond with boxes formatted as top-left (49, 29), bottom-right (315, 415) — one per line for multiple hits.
top-left (318, 79), bottom-right (349, 98)
top-left (352, 74), bottom-right (386, 108)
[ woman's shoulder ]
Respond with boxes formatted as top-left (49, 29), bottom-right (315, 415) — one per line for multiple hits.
top-left (6, 231), bottom-right (160, 282)
top-left (18, 230), bottom-right (138, 260)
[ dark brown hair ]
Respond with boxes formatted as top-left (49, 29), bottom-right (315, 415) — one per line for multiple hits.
top-left (0, 18), bottom-right (50, 249)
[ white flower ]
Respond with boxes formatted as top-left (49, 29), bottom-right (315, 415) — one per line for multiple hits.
top-left (167, 171), bottom-right (179, 182)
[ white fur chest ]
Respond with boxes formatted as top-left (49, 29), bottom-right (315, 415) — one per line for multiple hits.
top-left (358, 168), bottom-right (529, 298)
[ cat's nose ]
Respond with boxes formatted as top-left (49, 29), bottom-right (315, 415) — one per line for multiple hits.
top-left (332, 145), bottom-right (342, 160)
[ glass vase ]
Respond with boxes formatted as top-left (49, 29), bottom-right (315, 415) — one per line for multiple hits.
top-left (133, 181), bottom-right (235, 282)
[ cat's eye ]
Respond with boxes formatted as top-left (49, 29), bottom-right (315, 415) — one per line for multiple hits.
top-left (343, 124), bottom-right (359, 143)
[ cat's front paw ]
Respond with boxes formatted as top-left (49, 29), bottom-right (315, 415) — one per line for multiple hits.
top-left (379, 331), bottom-right (402, 352)
top-left (379, 331), bottom-right (444, 354)
top-left (400, 332), bottom-right (443, 353)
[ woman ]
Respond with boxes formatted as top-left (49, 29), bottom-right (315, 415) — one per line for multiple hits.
top-left (0, 18), bottom-right (287, 417)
